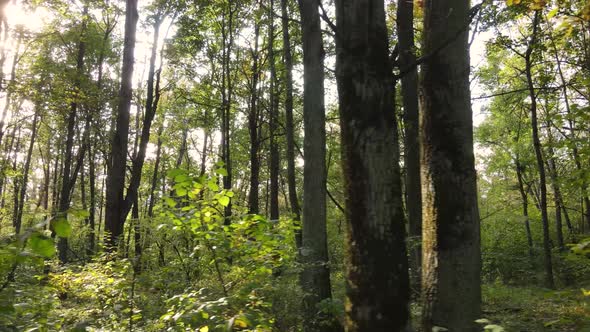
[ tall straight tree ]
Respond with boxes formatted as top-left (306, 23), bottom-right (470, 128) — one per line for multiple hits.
top-left (105, 0), bottom-right (139, 249)
top-left (397, 0), bottom-right (422, 289)
top-left (334, 0), bottom-right (409, 330)
top-left (268, 0), bottom-right (279, 221)
top-left (420, 0), bottom-right (482, 330)
top-left (298, 0), bottom-right (338, 330)
top-left (524, 10), bottom-right (554, 288)
top-left (56, 5), bottom-right (89, 262)
top-left (281, 0), bottom-right (301, 248)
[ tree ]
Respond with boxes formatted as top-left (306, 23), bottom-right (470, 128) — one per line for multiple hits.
top-left (298, 0), bottom-right (339, 330)
top-left (397, 0), bottom-right (422, 290)
top-left (105, 0), bottom-right (139, 249)
top-left (523, 10), bottom-right (554, 288)
top-left (334, 0), bottom-right (409, 330)
top-left (420, 0), bottom-right (482, 330)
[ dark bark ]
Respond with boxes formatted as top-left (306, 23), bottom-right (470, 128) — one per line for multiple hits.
top-left (420, 0), bottom-right (482, 330)
top-left (220, 3), bottom-right (236, 224)
top-left (524, 11), bottom-right (554, 289)
top-left (334, 0), bottom-right (409, 330)
top-left (397, 0), bottom-right (422, 293)
top-left (248, 16), bottom-right (261, 215)
top-left (281, 0), bottom-right (301, 248)
top-left (121, 17), bottom-right (163, 221)
top-left (105, 0), bottom-right (139, 249)
top-left (15, 109), bottom-right (39, 234)
top-left (56, 8), bottom-right (88, 262)
top-left (299, 0), bottom-right (340, 331)
top-left (268, 0), bottom-right (280, 221)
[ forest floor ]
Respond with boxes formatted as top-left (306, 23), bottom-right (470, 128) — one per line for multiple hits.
top-left (481, 283), bottom-right (590, 331)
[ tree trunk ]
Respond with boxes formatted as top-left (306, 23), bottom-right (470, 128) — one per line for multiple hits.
top-left (397, 0), bottom-right (422, 293)
top-left (524, 11), bottom-right (554, 289)
top-left (121, 17), bottom-right (163, 221)
top-left (268, 0), bottom-right (280, 221)
top-left (299, 0), bottom-right (340, 331)
top-left (334, 0), bottom-right (409, 330)
top-left (56, 7), bottom-right (88, 262)
top-left (14, 109), bottom-right (39, 234)
top-left (281, 0), bottom-right (301, 248)
top-left (220, 3), bottom-right (235, 224)
top-left (248, 15), bottom-right (261, 215)
top-left (105, 0), bottom-right (139, 249)
top-left (420, 0), bottom-right (482, 330)
top-left (548, 26), bottom-right (590, 230)
top-left (515, 158), bottom-right (534, 258)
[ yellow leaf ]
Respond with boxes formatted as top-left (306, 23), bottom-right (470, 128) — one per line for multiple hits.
top-left (582, 288), bottom-right (590, 296)
top-left (547, 7), bottom-right (558, 19)
top-left (199, 326), bottom-right (209, 332)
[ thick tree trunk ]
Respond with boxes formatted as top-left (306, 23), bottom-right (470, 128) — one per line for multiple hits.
top-left (397, 0), bottom-right (422, 293)
top-left (524, 11), bottom-right (554, 289)
top-left (334, 0), bottom-right (409, 330)
top-left (299, 0), bottom-right (339, 331)
top-left (281, 0), bottom-right (301, 248)
top-left (420, 0), bottom-right (482, 330)
top-left (105, 0), bottom-right (138, 249)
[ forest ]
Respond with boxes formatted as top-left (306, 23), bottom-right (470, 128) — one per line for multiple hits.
top-left (0, 0), bottom-right (589, 331)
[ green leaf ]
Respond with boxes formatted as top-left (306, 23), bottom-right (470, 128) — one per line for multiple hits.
top-left (176, 187), bottom-right (188, 197)
top-left (165, 197), bottom-right (177, 207)
top-left (207, 181), bottom-right (219, 191)
top-left (68, 208), bottom-right (90, 218)
top-left (547, 7), bottom-right (559, 19)
top-left (215, 168), bottom-right (228, 176)
top-left (218, 196), bottom-right (230, 207)
top-left (54, 219), bottom-right (72, 237)
top-left (167, 168), bottom-right (184, 179)
top-left (29, 233), bottom-right (55, 257)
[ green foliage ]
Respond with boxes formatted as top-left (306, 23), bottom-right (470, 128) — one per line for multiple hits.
top-left (483, 283), bottom-right (590, 331)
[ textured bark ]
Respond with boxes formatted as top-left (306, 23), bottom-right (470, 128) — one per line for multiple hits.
top-left (299, 0), bottom-right (339, 331)
top-left (334, 0), bottom-right (409, 330)
top-left (105, 0), bottom-right (138, 249)
top-left (420, 0), bottom-right (482, 330)
top-left (524, 11), bottom-right (554, 289)
top-left (220, 3), bottom-right (236, 224)
top-left (268, 0), bottom-right (280, 221)
top-left (248, 15), bottom-right (261, 215)
top-left (397, 0), bottom-right (422, 292)
top-left (282, 0), bottom-right (301, 248)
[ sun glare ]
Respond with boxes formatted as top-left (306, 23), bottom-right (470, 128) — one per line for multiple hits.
top-left (5, 2), bottom-right (49, 33)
